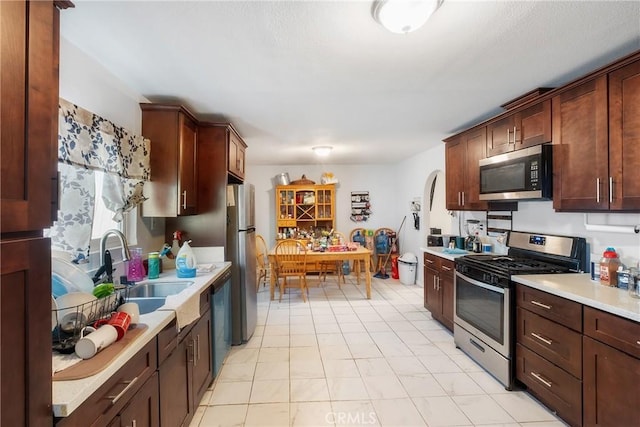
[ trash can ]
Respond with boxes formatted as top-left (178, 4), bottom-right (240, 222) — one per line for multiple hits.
top-left (398, 252), bottom-right (418, 285)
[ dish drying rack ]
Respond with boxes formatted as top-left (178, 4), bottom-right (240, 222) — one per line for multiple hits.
top-left (52, 286), bottom-right (129, 353)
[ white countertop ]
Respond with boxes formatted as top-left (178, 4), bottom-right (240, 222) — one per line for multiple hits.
top-left (512, 273), bottom-right (640, 323)
top-left (421, 246), bottom-right (472, 261)
top-left (52, 262), bottom-right (231, 418)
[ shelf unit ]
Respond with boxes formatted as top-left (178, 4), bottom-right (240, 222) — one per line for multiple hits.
top-left (275, 184), bottom-right (335, 239)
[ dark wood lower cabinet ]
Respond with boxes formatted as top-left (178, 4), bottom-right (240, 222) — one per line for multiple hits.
top-left (159, 309), bottom-right (212, 427)
top-left (0, 237), bottom-right (52, 427)
top-left (119, 372), bottom-right (160, 427)
top-left (516, 344), bottom-right (582, 427)
top-left (423, 253), bottom-right (454, 331)
top-left (583, 336), bottom-right (640, 427)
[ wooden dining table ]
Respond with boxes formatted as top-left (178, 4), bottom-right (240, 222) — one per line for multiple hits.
top-left (268, 246), bottom-right (373, 300)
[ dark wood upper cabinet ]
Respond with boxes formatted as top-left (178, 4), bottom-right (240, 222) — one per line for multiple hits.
top-left (445, 128), bottom-right (488, 211)
top-left (552, 77), bottom-right (609, 211)
top-left (554, 56), bottom-right (640, 212)
top-left (228, 130), bottom-right (246, 183)
top-left (140, 104), bottom-right (198, 217)
top-left (608, 59), bottom-right (640, 211)
top-left (1, 0), bottom-right (59, 234)
top-left (487, 100), bottom-right (551, 157)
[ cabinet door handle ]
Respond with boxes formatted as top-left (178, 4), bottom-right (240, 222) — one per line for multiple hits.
top-left (182, 190), bottom-right (188, 210)
top-left (531, 371), bottom-right (552, 388)
top-left (196, 334), bottom-right (201, 363)
top-left (530, 300), bottom-right (552, 310)
top-left (609, 176), bottom-right (613, 204)
top-left (531, 332), bottom-right (553, 346)
top-left (457, 192), bottom-right (461, 206)
top-left (425, 258), bottom-right (434, 264)
top-left (596, 178), bottom-right (601, 203)
top-left (513, 126), bottom-right (518, 143)
top-left (106, 376), bottom-right (139, 405)
top-left (461, 192), bottom-right (465, 206)
top-left (441, 265), bottom-right (451, 271)
top-left (187, 340), bottom-right (195, 364)
top-left (636, 340), bottom-right (640, 346)
top-left (506, 128), bottom-right (511, 144)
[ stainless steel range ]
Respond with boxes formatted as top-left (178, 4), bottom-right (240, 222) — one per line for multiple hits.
top-left (453, 231), bottom-right (586, 390)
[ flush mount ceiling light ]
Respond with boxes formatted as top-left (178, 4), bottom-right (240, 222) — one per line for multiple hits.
top-left (372, 0), bottom-right (443, 34)
top-left (312, 146), bottom-right (333, 157)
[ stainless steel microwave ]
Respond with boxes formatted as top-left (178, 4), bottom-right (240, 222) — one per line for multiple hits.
top-left (479, 144), bottom-right (552, 201)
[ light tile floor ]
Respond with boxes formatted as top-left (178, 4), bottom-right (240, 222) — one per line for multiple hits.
top-left (189, 274), bottom-right (566, 427)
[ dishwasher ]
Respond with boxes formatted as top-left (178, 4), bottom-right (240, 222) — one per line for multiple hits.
top-left (211, 267), bottom-right (232, 377)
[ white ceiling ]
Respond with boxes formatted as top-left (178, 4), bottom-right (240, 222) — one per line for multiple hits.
top-left (60, 1), bottom-right (640, 166)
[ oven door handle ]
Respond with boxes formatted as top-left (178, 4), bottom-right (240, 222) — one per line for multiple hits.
top-left (455, 271), bottom-right (505, 294)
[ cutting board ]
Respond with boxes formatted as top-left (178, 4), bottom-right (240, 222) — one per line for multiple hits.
top-left (53, 324), bottom-right (148, 381)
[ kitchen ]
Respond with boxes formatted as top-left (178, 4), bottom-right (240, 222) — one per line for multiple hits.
top-left (2, 1), bottom-right (640, 426)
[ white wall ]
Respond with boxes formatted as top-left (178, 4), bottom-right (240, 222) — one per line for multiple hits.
top-left (59, 38), bottom-right (166, 259)
top-left (245, 165), bottom-right (397, 249)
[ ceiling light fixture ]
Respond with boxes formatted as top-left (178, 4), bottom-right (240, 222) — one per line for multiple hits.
top-left (372, 0), bottom-right (443, 34)
top-left (312, 146), bottom-right (333, 157)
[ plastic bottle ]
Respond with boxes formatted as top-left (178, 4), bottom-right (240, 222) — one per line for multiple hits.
top-left (599, 247), bottom-right (620, 287)
top-left (147, 252), bottom-right (160, 279)
top-left (176, 240), bottom-right (197, 278)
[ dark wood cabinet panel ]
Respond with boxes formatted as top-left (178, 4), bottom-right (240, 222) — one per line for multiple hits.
top-left (159, 335), bottom-right (191, 427)
top-left (516, 344), bottom-right (582, 427)
top-left (515, 285), bottom-right (582, 332)
top-left (1, 237), bottom-right (52, 427)
top-left (516, 99), bottom-right (552, 150)
top-left (608, 58), bottom-right (640, 211)
top-left (191, 310), bottom-right (213, 407)
top-left (486, 115), bottom-right (515, 156)
top-left (159, 308), bottom-right (212, 427)
top-left (140, 105), bottom-right (199, 217)
top-left (552, 76), bottom-right (609, 211)
top-left (228, 130), bottom-right (246, 182)
top-left (486, 100), bottom-right (551, 157)
top-left (583, 336), bottom-right (640, 427)
top-left (445, 129), bottom-right (487, 211)
top-left (119, 372), bottom-right (159, 427)
top-left (1, 0), bottom-right (58, 233)
top-left (583, 306), bottom-right (640, 359)
top-left (423, 254), bottom-right (453, 331)
top-left (517, 308), bottom-right (582, 378)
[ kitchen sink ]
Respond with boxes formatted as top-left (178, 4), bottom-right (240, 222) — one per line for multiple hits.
top-left (127, 281), bottom-right (194, 298)
top-left (128, 297), bottom-right (167, 314)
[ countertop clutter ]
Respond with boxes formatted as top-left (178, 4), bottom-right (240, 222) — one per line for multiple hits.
top-left (512, 273), bottom-right (640, 323)
top-left (52, 263), bottom-right (231, 418)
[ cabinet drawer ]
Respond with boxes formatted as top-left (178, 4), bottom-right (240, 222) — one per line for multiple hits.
top-left (584, 306), bottom-right (640, 359)
top-left (424, 253), bottom-right (441, 270)
top-left (439, 259), bottom-right (454, 278)
top-left (516, 344), bottom-right (582, 427)
top-left (516, 285), bottom-right (582, 331)
top-left (56, 338), bottom-right (157, 427)
top-left (517, 307), bottom-right (582, 378)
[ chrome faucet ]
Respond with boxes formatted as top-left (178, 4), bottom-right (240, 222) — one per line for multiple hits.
top-left (99, 229), bottom-right (131, 264)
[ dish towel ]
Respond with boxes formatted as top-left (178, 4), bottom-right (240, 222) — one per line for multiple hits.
top-left (163, 287), bottom-right (201, 330)
top-left (443, 248), bottom-right (468, 254)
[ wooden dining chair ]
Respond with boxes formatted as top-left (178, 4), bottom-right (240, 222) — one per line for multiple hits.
top-left (255, 234), bottom-right (269, 290)
top-left (274, 239), bottom-right (308, 302)
top-left (319, 231), bottom-right (346, 288)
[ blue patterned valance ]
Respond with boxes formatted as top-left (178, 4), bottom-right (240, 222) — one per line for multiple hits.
top-left (58, 98), bottom-right (150, 180)
top-left (47, 99), bottom-right (152, 262)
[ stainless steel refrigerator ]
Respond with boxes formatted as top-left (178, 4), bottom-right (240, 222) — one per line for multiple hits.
top-left (227, 183), bottom-right (257, 345)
